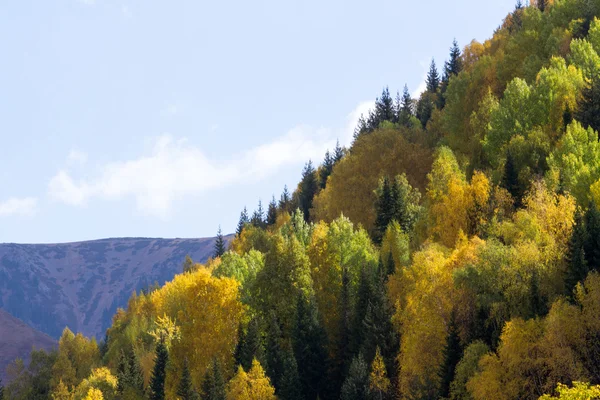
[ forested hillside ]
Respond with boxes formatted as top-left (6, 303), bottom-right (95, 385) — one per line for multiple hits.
top-left (7, 0), bottom-right (600, 399)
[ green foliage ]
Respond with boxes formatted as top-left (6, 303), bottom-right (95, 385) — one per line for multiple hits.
top-left (236, 207), bottom-right (249, 237)
top-left (176, 359), bottom-right (197, 400)
top-left (449, 341), bottom-right (489, 400)
top-left (340, 353), bottom-right (370, 400)
top-left (201, 358), bottom-right (226, 400)
top-left (214, 226), bottom-right (226, 258)
top-left (427, 59), bottom-right (441, 93)
top-left (149, 339), bottom-right (168, 400)
top-left (299, 160), bottom-right (319, 222)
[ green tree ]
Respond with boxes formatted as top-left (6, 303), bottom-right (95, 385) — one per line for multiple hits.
top-left (267, 196), bottom-right (278, 226)
top-left (201, 358), bottom-right (226, 400)
top-left (333, 140), bottom-right (344, 163)
top-left (234, 318), bottom-right (262, 371)
top-left (577, 74), bottom-right (600, 134)
top-left (374, 87), bottom-right (395, 124)
top-left (585, 201), bottom-right (600, 271)
top-left (279, 185), bottom-right (292, 213)
top-left (444, 39), bottom-right (462, 80)
top-left (340, 353), bottom-right (370, 400)
top-left (236, 207), bottom-right (249, 237)
top-left (299, 160), bottom-right (319, 222)
top-left (427, 59), bottom-right (440, 93)
top-left (214, 226), bottom-right (226, 258)
top-left (177, 359), bottom-right (197, 400)
top-left (320, 150), bottom-right (335, 189)
top-left (149, 339), bottom-right (168, 400)
top-left (277, 342), bottom-right (303, 400)
top-left (501, 149), bottom-right (521, 206)
top-left (566, 210), bottom-right (589, 296)
top-left (251, 200), bottom-right (266, 229)
top-left (439, 312), bottom-right (462, 399)
top-left (398, 85), bottom-right (414, 127)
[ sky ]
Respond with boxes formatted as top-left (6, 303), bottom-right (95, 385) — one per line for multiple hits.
top-left (0, 0), bottom-right (516, 243)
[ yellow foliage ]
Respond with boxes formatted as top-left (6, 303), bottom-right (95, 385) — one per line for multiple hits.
top-left (83, 388), bottom-right (103, 400)
top-left (226, 360), bottom-right (276, 400)
top-left (540, 382), bottom-right (600, 399)
top-left (369, 347), bottom-right (390, 396)
top-left (74, 367), bottom-right (117, 400)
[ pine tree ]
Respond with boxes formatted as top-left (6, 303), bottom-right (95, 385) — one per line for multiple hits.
top-left (352, 267), bottom-right (373, 357)
top-left (374, 87), bottom-right (395, 124)
top-left (577, 74), bottom-right (600, 134)
top-left (529, 269), bottom-right (547, 317)
top-left (416, 93), bottom-right (434, 128)
top-left (234, 318), bottom-right (262, 371)
top-left (502, 150), bottom-right (521, 207)
top-left (201, 358), bottom-right (226, 400)
top-left (444, 39), bottom-right (463, 80)
top-left (566, 209), bottom-right (589, 297)
top-left (278, 341), bottom-right (303, 400)
top-left (340, 353), bottom-right (370, 400)
top-left (236, 207), bottom-right (249, 237)
top-left (177, 359), bottom-right (197, 400)
top-left (251, 200), bottom-right (266, 228)
top-left (267, 196), bottom-right (278, 226)
top-left (265, 312), bottom-right (285, 389)
top-left (117, 350), bottom-right (131, 394)
top-left (354, 114), bottom-right (370, 139)
top-left (439, 312), bottom-right (462, 399)
top-left (511, 0), bottom-right (524, 32)
top-left (585, 201), bottom-right (600, 271)
top-left (426, 59), bottom-right (440, 93)
top-left (150, 338), bottom-right (168, 400)
top-left (293, 294), bottom-right (329, 400)
top-left (299, 160), bottom-right (319, 222)
top-left (320, 150), bottom-right (335, 189)
top-left (374, 176), bottom-right (394, 245)
top-left (214, 226), bottom-right (226, 258)
top-left (398, 85), bottom-right (413, 127)
top-left (334, 140), bottom-right (344, 163)
top-left (280, 185), bottom-right (292, 213)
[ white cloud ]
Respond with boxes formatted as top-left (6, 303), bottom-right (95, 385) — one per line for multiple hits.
top-left (48, 102), bottom-right (371, 218)
top-left (411, 60), bottom-right (430, 99)
top-left (343, 101), bottom-right (374, 144)
top-left (0, 197), bottom-right (38, 217)
top-left (67, 149), bottom-right (88, 166)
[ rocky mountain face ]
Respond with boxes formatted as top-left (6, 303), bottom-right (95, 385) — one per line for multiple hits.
top-left (0, 237), bottom-right (224, 341)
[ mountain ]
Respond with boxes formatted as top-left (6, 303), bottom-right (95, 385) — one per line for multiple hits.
top-left (0, 236), bottom-right (226, 341)
top-left (0, 308), bottom-right (56, 381)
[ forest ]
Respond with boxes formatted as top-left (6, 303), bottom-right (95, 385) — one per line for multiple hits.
top-left (6, 0), bottom-right (600, 399)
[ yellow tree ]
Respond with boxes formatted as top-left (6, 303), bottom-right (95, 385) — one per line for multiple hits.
top-left (226, 359), bottom-right (276, 400)
top-left (369, 347), bottom-right (390, 399)
top-left (82, 388), bottom-right (103, 400)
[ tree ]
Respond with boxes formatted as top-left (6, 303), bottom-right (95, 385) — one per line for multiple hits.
top-left (277, 342), bottom-right (302, 400)
top-left (237, 207), bottom-right (249, 237)
top-left (502, 149), bottom-right (521, 206)
top-left (149, 339), bottom-right (168, 400)
top-left (340, 354), bottom-right (370, 400)
top-left (416, 93), bottom-right (435, 128)
top-left (585, 201), bottom-right (600, 271)
top-left (540, 382), bottom-right (600, 399)
top-left (293, 295), bottom-right (329, 400)
top-left (577, 74), bottom-right (600, 135)
top-left (566, 209), bottom-right (589, 296)
top-left (234, 318), bottom-right (262, 371)
top-left (214, 227), bottom-right (226, 258)
top-left (251, 200), bottom-right (266, 229)
top-left (444, 39), bottom-right (462, 80)
top-left (320, 150), bottom-right (335, 189)
top-left (373, 176), bottom-right (394, 245)
top-left (299, 160), bottom-right (319, 222)
top-left (201, 358), bottom-right (225, 400)
top-left (538, 0), bottom-right (546, 12)
top-left (226, 360), bottom-right (276, 400)
top-left (279, 185), bottom-right (292, 213)
top-left (267, 196), bottom-right (278, 226)
top-left (333, 140), bottom-right (344, 163)
top-left (439, 312), bottom-right (462, 399)
top-left (369, 348), bottom-right (390, 400)
top-left (374, 87), bottom-right (395, 124)
top-left (426, 59), bottom-right (440, 93)
top-left (182, 255), bottom-right (194, 273)
top-left (0, 378), bottom-right (4, 400)
top-left (398, 85), bottom-right (413, 126)
top-left (177, 359), bottom-right (197, 400)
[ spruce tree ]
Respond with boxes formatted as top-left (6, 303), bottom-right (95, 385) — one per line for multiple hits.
top-left (416, 93), bottom-right (435, 128)
top-left (352, 266), bottom-right (373, 357)
top-left (265, 312), bottom-right (285, 389)
top-left (201, 358), bottom-right (226, 400)
top-left (177, 359), bottom-right (197, 400)
top-left (340, 353), bottom-right (370, 400)
top-left (374, 87), bottom-right (395, 124)
top-left (374, 176), bottom-right (393, 245)
top-left (511, 0), bottom-right (524, 32)
top-left (502, 150), bottom-right (521, 207)
top-left (354, 114), bottom-right (370, 139)
top-left (338, 267), bottom-right (353, 377)
top-left (566, 209), bottom-right (589, 297)
top-left (585, 201), bottom-right (600, 271)
top-left (214, 226), bottom-right (226, 258)
top-left (398, 85), bottom-right (413, 127)
top-left (235, 318), bottom-right (262, 371)
top-left (251, 200), bottom-right (266, 228)
top-left (129, 351), bottom-right (145, 394)
top-left (320, 150), bottom-right (335, 189)
top-left (426, 59), bottom-right (440, 93)
top-left (439, 312), bottom-right (462, 399)
top-left (280, 185), bottom-right (292, 213)
top-left (444, 39), bottom-right (463, 79)
top-left (236, 207), bottom-right (249, 237)
top-left (576, 74), bottom-right (600, 134)
top-left (529, 269), bottom-right (547, 317)
top-left (278, 341), bottom-right (303, 400)
top-left (293, 294), bottom-right (329, 400)
top-left (299, 160), bottom-right (319, 222)
top-left (267, 196), bottom-right (278, 226)
top-left (150, 338), bottom-right (168, 400)
top-left (334, 140), bottom-right (344, 163)
top-left (117, 350), bottom-right (131, 394)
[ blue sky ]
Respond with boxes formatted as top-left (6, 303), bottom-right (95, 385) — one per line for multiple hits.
top-left (0, 0), bottom-right (515, 243)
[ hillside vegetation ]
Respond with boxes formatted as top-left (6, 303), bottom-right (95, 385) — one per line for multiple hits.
top-left (7, 0), bottom-right (600, 399)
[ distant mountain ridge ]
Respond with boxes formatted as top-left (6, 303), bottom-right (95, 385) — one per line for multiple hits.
top-left (0, 236), bottom-right (227, 340)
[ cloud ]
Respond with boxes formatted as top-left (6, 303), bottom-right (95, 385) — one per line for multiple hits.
top-left (0, 197), bottom-right (38, 217)
top-left (411, 60), bottom-right (430, 99)
top-left (48, 102), bottom-right (371, 218)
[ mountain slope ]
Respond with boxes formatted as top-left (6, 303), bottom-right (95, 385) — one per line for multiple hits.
top-left (0, 236), bottom-right (226, 340)
top-left (0, 309), bottom-right (56, 381)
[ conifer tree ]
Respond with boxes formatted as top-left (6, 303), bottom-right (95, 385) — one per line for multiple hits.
top-left (386, 251), bottom-right (395, 277)
top-left (416, 93), bottom-right (435, 128)
top-left (202, 358), bottom-right (226, 400)
top-left (538, 0), bottom-right (546, 12)
top-left (577, 74), bottom-right (600, 134)
top-left (214, 226), bottom-right (226, 258)
top-left (299, 160), bottom-right (319, 222)
top-left (511, 0), bottom-right (524, 32)
top-left (352, 267), bottom-right (373, 356)
top-left (374, 176), bottom-right (394, 245)
top-left (177, 358), bottom-right (197, 400)
top-left (502, 150), bottom-right (521, 207)
top-left (398, 85), bottom-right (413, 127)
top-left (267, 196), bottom-right (278, 226)
top-left (251, 200), bottom-right (266, 228)
top-left (354, 114), bottom-right (370, 139)
top-left (150, 338), bottom-right (168, 400)
top-left (277, 341), bottom-right (303, 400)
top-left (334, 140), bottom-right (344, 163)
top-left (280, 185), bottom-right (292, 213)
top-left (235, 318), bottom-right (262, 371)
top-left (566, 209), bottom-right (589, 296)
top-left (320, 150), bottom-right (335, 189)
top-left (293, 294), bottom-right (329, 400)
top-left (338, 267), bottom-right (353, 376)
top-left (585, 201), bottom-right (600, 271)
top-left (374, 87), bottom-right (395, 124)
top-left (426, 59), bottom-right (440, 93)
top-left (439, 312), bottom-right (462, 399)
top-left (444, 39), bottom-right (463, 80)
top-left (529, 269), bottom-right (547, 317)
top-left (236, 207), bottom-right (249, 237)
top-left (340, 353), bottom-right (370, 400)
top-left (117, 350), bottom-right (131, 394)
top-left (265, 313), bottom-right (284, 389)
